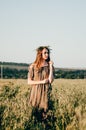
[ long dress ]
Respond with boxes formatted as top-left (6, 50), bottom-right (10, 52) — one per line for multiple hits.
top-left (28, 63), bottom-right (51, 111)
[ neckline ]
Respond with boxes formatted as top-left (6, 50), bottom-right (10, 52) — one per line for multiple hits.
top-left (41, 65), bottom-right (48, 67)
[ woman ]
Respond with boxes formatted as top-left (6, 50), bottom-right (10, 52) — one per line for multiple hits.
top-left (28, 46), bottom-right (54, 118)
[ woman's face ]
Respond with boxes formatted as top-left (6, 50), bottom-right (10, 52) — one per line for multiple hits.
top-left (42, 48), bottom-right (49, 60)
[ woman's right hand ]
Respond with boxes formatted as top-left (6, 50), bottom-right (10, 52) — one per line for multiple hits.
top-left (42, 79), bottom-right (49, 84)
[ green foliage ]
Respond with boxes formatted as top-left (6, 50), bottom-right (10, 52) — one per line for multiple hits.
top-left (2, 68), bottom-right (28, 79)
top-left (0, 61), bottom-right (86, 79)
top-left (0, 79), bottom-right (86, 130)
top-left (54, 70), bottom-right (86, 79)
top-left (0, 105), bottom-right (6, 130)
top-left (0, 85), bottom-right (19, 100)
top-left (0, 61), bottom-right (29, 66)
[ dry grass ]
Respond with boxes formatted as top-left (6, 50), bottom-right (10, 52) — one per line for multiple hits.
top-left (0, 79), bottom-right (86, 130)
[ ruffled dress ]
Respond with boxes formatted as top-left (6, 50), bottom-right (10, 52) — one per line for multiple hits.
top-left (28, 64), bottom-right (51, 111)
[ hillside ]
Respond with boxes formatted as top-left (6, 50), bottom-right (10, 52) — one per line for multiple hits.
top-left (0, 61), bottom-right (86, 79)
top-left (0, 61), bottom-right (29, 70)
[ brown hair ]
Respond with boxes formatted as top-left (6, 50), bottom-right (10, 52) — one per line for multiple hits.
top-left (34, 46), bottom-right (51, 69)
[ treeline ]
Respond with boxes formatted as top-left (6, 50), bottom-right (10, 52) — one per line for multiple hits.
top-left (0, 67), bottom-right (86, 79)
top-left (0, 61), bottom-right (86, 79)
top-left (54, 69), bottom-right (86, 79)
top-left (1, 68), bottom-right (28, 79)
top-left (0, 61), bottom-right (29, 66)
top-left (0, 61), bottom-right (29, 79)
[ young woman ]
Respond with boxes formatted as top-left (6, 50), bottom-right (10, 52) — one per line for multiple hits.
top-left (28, 46), bottom-right (54, 118)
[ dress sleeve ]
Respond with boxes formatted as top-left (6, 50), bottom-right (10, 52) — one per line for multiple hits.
top-left (28, 64), bottom-right (34, 80)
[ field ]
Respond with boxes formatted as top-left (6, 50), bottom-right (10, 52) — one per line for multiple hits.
top-left (0, 79), bottom-right (86, 130)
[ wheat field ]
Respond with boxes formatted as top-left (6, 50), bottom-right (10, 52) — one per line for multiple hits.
top-left (0, 79), bottom-right (86, 130)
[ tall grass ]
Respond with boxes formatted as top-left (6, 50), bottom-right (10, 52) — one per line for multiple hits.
top-left (0, 79), bottom-right (86, 130)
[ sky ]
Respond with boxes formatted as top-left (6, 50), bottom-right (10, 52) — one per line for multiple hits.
top-left (0, 0), bottom-right (86, 68)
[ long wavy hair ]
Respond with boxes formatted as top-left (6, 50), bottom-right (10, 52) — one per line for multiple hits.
top-left (34, 46), bottom-right (51, 69)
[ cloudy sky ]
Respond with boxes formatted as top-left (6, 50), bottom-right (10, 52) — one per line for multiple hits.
top-left (0, 0), bottom-right (86, 68)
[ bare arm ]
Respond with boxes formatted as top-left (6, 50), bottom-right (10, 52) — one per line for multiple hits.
top-left (28, 63), bottom-right (49, 85)
top-left (28, 78), bottom-right (49, 85)
top-left (48, 61), bottom-right (54, 83)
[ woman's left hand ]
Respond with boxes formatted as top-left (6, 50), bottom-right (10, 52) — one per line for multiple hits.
top-left (49, 61), bottom-right (53, 67)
